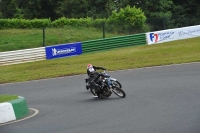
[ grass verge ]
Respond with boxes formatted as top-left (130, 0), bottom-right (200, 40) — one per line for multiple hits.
top-left (0, 95), bottom-right (18, 103)
top-left (0, 37), bottom-right (200, 84)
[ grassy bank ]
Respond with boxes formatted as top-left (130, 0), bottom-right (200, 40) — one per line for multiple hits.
top-left (0, 95), bottom-right (18, 103)
top-left (0, 26), bottom-right (122, 52)
top-left (0, 37), bottom-right (200, 84)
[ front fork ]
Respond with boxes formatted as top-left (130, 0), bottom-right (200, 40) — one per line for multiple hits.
top-left (107, 78), bottom-right (118, 93)
top-left (106, 79), bottom-right (113, 93)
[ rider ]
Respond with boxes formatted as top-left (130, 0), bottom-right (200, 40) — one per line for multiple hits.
top-left (87, 64), bottom-right (106, 77)
top-left (86, 64), bottom-right (107, 96)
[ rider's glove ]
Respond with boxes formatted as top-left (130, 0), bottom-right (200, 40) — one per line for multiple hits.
top-left (105, 74), bottom-right (110, 78)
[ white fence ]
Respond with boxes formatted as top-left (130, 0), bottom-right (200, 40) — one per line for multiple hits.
top-left (0, 47), bottom-right (46, 66)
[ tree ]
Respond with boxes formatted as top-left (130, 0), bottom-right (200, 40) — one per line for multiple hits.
top-left (56, 0), bottom-right (129, 19)
top-left (130, 0), bottom-right (174, 30)
top-left (171, 0), bottom-right (200, 27)
top-left (0, 0), bottom-right (61, 20)
top-left (109, 5), bottom-right (146, 27)
top-left (0, 0), bottom-right (17, 18)
top-left (56, 0), bottom-right (90, 18)
top-left (105, 0), bottom-right (129, 17)
top-left (23, 0), bottom-right (61, 20)
top-left (1, 0), bottom-right (200, 30)
top-left (127, 0), bottom-right (200, 30)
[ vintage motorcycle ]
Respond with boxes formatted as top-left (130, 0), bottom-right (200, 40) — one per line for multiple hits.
top-left (85, 70), bottom-right (126, 98)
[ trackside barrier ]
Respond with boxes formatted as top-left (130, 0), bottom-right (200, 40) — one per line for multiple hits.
top-left (146, 25), bottom-right (200, 45)
top-left (45, 42), bottom-right (82, 60)
top-left (1, 24), bottom-right (199, 66)
top-left (0, 47), bottom-right (46, 66)
top-left (82, 33), bottom-right (146, 53)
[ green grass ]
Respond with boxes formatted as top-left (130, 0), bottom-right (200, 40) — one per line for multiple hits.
top-left (0, 26), bottom-right (122, 52)
top-left (0, 95), bottom-right (18, 103)
top-left (0, 37), bottom-right (200, 84)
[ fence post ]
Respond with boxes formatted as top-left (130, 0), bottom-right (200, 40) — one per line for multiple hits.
top-left (102, 22), bottom-right (105, 38)
top-left (42, 27), bottom-right (45, 47)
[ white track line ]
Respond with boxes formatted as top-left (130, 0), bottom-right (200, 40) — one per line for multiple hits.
top-left (0, 108), bottom-right (39, 126)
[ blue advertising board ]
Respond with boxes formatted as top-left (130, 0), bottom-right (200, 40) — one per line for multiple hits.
top-left (45, 42), bottom-right (82, 59)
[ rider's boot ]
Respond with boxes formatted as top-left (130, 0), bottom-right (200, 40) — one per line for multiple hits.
top-left (86, 85), bottom-right (89, 90)
top-left (86, 82), bottom-right (90, 90)
top-left (85, 77), bottom-right (90, 90)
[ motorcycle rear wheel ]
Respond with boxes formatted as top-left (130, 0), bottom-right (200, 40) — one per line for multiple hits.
top-left (90, 88), bottom-right (96, 96)
top-left (112, 87), bottom-right (126, 98)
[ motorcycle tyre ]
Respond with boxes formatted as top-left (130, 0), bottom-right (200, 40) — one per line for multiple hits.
top-left (90, 88), bottom-right (96, 96)
top-left (112, 87), bottom-right (126, 98)
top-left (113, 80), bottom-right (122, 88)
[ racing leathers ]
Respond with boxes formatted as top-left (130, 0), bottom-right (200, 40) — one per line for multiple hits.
top-left (85, 66), bottom-right (106, 89)
top-left (87, 71), bottom-right (109, 96)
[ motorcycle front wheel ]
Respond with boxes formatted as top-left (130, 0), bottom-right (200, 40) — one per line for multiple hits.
top-left (112, 80), bottom-right (122, 88)
top-left (112, 87), bottom-right (126, 98)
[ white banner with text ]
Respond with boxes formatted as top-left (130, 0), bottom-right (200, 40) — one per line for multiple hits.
top-left (146, 25), bottom-right (200, 45)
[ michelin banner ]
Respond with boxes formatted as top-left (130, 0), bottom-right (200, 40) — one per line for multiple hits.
top-left (45, 42), bottom-right (82, 59)
top-left (146, 25), bottom-right (200, 45)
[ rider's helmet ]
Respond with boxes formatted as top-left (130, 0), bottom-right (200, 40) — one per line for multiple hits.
top-left (87, 64), bottom-right (93, 69)
top-left (87, 64), bottom-right (95, 74)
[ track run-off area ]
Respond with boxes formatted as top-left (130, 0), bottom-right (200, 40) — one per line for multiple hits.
top-left (1, 62), bottom-right (200, 133)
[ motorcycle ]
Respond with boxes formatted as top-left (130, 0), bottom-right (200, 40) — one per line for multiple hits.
top-left (85, 70), bottom-right (126, 98)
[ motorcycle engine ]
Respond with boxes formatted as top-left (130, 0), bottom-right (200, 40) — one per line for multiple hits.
top-left (102, 87), bottom-right (112, 97)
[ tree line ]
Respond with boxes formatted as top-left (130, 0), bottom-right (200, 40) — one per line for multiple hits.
top-left (0, 0), bottom-right (200, 31)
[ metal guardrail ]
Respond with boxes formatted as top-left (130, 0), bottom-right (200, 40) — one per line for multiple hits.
top-left (0, 33), bottom-right (147, 66)
top-left (0, 47), bottom-right (46, 66)
top-left (1, 25), bottom-right (199, 66)
top-left (82, 33), bottom-right (146, 53)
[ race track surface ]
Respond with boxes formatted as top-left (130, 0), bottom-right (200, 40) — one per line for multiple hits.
top-left (1, 63), bottom-right (200, 133)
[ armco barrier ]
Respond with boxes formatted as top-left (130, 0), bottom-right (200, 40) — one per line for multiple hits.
top-left (0, 47), bottom-right (46, 66)
top-left (0, 34), bottom-right (146, 66)
top-left (0, 96), bottom-right (29, 123)
top-left (82, 33), bottom-right (146, 53)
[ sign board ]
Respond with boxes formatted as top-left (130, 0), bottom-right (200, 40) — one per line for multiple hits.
top-left (45, 42), bottom-right (82, 59)
top-left (146, 25), bottom-right (200, 45)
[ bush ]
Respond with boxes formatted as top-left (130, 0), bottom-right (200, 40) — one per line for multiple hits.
top-left (0, 16), bottom-right (148, 34)
top-left (31, 19), bottom-right (51, 28)
top-left (105, 5), bottom-right (147, 34)
top-left (0, 18), bottom-right (51, 29)
top-left (51, 17), bottom-right (95, 27)
top-left (108, 5), bottom-right (146, 27)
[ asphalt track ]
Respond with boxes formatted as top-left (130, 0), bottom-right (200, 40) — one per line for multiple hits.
top-left (1, 63), bottom-right (200, 133)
